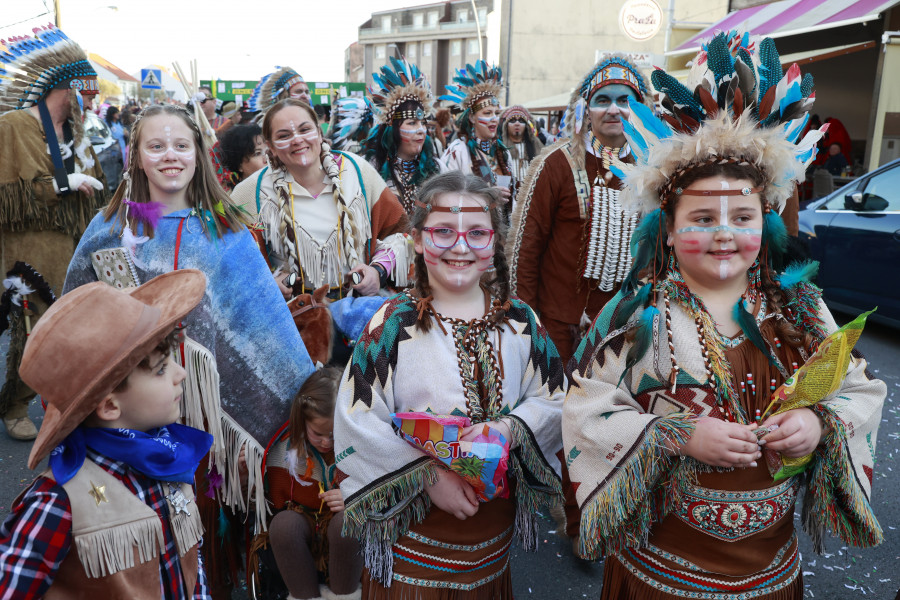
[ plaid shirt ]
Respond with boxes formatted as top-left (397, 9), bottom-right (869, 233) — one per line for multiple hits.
top-left (0, 450), bottom-right (210, 599)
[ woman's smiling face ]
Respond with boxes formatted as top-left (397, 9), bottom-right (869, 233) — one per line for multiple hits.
top-left (267, 105), bottom-right (322, 170)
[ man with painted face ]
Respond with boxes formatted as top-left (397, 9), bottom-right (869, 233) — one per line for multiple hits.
top-left (0, 26), bottom-right (107, 440)
top-left (440, 61), bottom-right (514, 208)
top-left (508, 55), bottom-right (649, 367)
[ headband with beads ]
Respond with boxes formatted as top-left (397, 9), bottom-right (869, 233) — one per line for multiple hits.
top-left (414, 199), bottom-right (494, 213)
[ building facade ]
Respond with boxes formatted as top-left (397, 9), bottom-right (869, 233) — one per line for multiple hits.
top-left (353, 0), bottom-right (493, 96)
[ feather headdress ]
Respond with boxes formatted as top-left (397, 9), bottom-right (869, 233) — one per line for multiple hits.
top-left (248, 66), bottom-right (304, 113)
top-left (0, 24), bottom-right (98, 114)
top-left (439, 60), bottom-right (502, 114)
top-left (369, 57), bottom-right (433, 124)
top-left (610, 31), bottom-right (827, 214)
top-left (558, 53), bottom-right (650, 172)
top-left (329, 96), bottom-right (374, 151)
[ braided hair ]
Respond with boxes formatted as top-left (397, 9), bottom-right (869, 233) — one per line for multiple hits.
top-left (410, 171), bottom-right (510, 332)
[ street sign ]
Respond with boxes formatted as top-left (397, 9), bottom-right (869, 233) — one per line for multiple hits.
top-left (141, 68), bottom-right (162, 90)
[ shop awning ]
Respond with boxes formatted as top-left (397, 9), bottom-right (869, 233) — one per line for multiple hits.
top-left (670, 0), bottom-right (900, 55)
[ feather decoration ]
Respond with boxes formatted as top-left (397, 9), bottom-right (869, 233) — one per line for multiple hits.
top-left (124, 200), bottom-right (165, 229)
top-left (733, 298), bottom-right (779, 366)
top-left (619, 305), bottom-right (660, 387)
top-left (620, 209), bottom-right (665, 293)
top-left (439, 61), bottom-right (503, 113)
top-left (763, 208), bottom-right (788, 254)
top-left (776, 260), bottom-right (820, 290)
top-left (705, 33), bottom-right (735, 85)
top-left (757, 37), bottom-right (783, 103)
top-left (651, 69), bottom-right (703, 117)
top-left (614, 283), bottom-right (652, 329)
top-left (573, 96), bottom-right (587, 135)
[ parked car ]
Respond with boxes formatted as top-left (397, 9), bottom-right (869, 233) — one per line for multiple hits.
top-left (797, 157), bottom-right (900, 328)
top-left (84, 110), bottom-right (123, 193)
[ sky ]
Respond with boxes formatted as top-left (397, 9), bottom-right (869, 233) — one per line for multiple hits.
top-left (2, 0), bottom-right (416, 82)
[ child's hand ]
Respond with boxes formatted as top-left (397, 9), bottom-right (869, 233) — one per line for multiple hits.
top-left (679, 417), bottom-right (761, 468)
top-left (460, 420), bottom-right (511, 446)
top-left (425, 469), bottom-right (479, 520)
top-left (319, 489), bottom-right (344, 513)
top-left (761, 408), bottom-right (823, 458)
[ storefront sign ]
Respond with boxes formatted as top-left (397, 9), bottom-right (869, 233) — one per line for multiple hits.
top-left (619, 0), bottom-right (663, 42)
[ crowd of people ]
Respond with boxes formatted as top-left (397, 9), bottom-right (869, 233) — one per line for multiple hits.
top-left (0, 23), bottom-right (890, 600)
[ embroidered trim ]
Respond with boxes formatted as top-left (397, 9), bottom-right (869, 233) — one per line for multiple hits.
top-left (391, 559), bottom-right (509, 590)
top-left (406, 525), bottom-right (513, 551)
top-left (617, 535), bottom-right (800, 597)
top-left (394, 536), bottom-right (511, 570)
top-left (676, 478), bottom-right (799, 542)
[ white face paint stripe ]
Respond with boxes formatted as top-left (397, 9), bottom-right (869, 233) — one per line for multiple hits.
top-left (720, 180), bottom-right (729, 280)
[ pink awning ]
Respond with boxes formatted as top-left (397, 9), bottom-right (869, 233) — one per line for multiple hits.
top-left (671, 0), bottom-right (900, 54)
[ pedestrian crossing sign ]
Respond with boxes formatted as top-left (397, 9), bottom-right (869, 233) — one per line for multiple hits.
top-left (141, 69), bottom-right (162, 90)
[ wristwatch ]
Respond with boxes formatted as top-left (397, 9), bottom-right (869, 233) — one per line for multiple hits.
top-left (371, 263), bottom-right (389, 287)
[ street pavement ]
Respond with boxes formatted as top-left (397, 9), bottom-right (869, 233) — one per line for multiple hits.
top-left (0, 310), bottom-right (897, 599)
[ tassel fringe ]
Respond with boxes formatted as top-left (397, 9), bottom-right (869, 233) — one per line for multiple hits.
top-left (220, 413), bottom-right (269, 532)
top-left (342, 460), bottom-right (439, 585)
top-left (801, 404), bottom-right (883, 552)
top-left (577, 414), bottom-right (696, 560)
top-left (73, 514), bottom-right (165, 578)
top-left (178, 337), bottom-right (226, 466)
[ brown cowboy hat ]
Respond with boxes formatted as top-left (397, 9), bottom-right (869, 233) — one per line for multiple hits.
top-left (21, 270), bottom-right (207, 469)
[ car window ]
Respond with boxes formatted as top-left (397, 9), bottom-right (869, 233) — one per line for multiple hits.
top-left (84, 113), bottom-right (110, 140)
top-left (821, 179), bottom-right (863, 210)
top-left (858, 164), bottom-right (900, 211)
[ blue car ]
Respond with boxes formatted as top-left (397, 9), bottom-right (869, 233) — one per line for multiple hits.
top-left (798, 158), bottom-right (900, 328)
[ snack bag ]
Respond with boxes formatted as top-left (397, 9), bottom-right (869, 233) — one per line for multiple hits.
top-left (391, 412), bottom-right (510, 501)
top-left (759, 309), bottom-right (873, 480)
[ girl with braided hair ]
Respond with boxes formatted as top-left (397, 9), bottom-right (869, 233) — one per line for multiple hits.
top-left (562, 32), bottom-right (885, 599)
top-left (332, 171), bottom-right (565, 599)
top-left (231, 99), bottom-right (413, 299)
top-left (64, 103), bottom-right (317, 599)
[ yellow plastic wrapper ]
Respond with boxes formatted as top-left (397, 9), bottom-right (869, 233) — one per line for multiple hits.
top-left (760, 309), bottom-right (874, 480)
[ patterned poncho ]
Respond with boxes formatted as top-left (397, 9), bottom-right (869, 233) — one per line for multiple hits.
top-left (333, 293), bottom-right (566, 584)
top-left (64, 209), bottom-right (317, 528)
top-left (563, 278), bottom-right (885, 567)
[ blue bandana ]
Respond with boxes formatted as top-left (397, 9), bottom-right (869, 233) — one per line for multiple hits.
top-left (49, 423), bottom-right (213, 485)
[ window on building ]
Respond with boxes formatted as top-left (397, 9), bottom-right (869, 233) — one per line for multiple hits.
top-left (413, 13), bottom-right (424, 28)
top-left (457, 9), bottom-right (468, 23)
top-left (381, 16), bottom-right (391, 33)
top-left (451, 40), bottom-right (462, 56)
top-left (478, 8), bottom-right (487, 22)
top-left (375, 45), bottom-right (386, 59)
top-left (428, 11), bottom-right (439, 26)
top-left (408, 43), bottom-right (417, 58)
top-left (467, 39), bottom-right (479, 55)
top-left (423, 41), bottom-right (432, 57)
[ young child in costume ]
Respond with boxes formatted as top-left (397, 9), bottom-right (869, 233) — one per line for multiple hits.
top-left (252, 367), bottom-right (362, 600)
top-left (0, 270), bottom-right (213, 598)
top-left (333, 171), bottom-right (565, 598)
top-left (562, 32), bottom-right (886, 599)
top-left (63, 104), bottom-right (317, 598)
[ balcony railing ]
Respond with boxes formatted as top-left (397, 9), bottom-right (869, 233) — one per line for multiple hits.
top-left (360, 18), bottom-right (485, 38)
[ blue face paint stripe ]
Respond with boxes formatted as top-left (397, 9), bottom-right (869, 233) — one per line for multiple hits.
top-left (676, 226), bottom-right (763, 235)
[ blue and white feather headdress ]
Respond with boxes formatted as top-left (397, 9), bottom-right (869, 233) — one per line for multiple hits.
top-left (369, 57), bottom-right (432, 125)
top-left (439, 60), bottom-right (502, 114)
top-left (611, 31), bottom-right (827, 215)
top-left (329, 96), bottom-right (374, 151)
top-left (0, 24), bottom-right (98, 114)
top-left (248, 66), bottom-right (304, 114)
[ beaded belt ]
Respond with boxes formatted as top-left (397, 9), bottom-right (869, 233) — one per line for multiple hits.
top-left (676, 477), bottom-right (799, 542)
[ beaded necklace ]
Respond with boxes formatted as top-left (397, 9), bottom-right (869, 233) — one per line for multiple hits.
top-left (477, 137), bottom-right (493, 154)
top-left (659, 258), bottom-right (768, 423)
top-left (579, 134), bottom-right (637, 291)
top-left (392, 156), bottom-right (419, 214)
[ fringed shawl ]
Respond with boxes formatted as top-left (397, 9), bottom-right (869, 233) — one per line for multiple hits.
top-left (64, 209), bottom-right (316, 530)
top-left (333, 294), bottom-right (566, 585)
top-left (562, 283), bottom-right (885, 560)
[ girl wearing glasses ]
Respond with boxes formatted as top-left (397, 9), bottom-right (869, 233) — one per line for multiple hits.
top-left (333, 171), bottom-right (565, 599)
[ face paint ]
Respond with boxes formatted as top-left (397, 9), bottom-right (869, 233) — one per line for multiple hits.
top-left (399, 126), bottom-right (427, 139)
top-left (271, 123), bottom-right (319, 149)
top-left (142, 144), bottom-right (196, 161)
top-left (476, 115), bottom-right (500, 126)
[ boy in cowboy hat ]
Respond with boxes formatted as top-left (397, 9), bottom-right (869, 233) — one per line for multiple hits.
top-left (0, 270), bottom-right (214, 599)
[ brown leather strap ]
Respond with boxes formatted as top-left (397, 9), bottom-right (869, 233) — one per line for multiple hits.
top-left (677, 186), bottom-right (763, 196)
